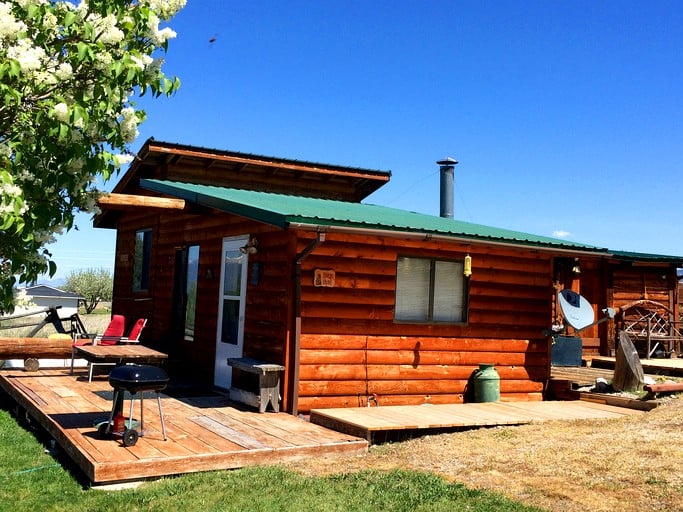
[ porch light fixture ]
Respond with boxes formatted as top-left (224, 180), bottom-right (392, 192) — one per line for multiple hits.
top-left (571, 258), bottom-right (581, 274)
top-left (464, 254), bottom-right (472, 277)
top-left (239, 237), bottom-right (258, 255)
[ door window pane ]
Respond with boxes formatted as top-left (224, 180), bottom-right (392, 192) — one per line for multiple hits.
top-left (221, 299), bottom-right (240, 344)
top-left (222, 250), bottom-right (244, 296)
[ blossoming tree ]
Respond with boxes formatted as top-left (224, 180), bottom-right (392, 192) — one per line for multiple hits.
top-left (0, 0), bottom-right (185, 312)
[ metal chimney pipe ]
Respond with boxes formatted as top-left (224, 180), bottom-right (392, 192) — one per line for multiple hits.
top-left (437, 157), bottom-right (458, 219)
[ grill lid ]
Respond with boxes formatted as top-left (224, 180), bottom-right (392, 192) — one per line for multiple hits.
top-left (109, 364), bottom-right (169, 392)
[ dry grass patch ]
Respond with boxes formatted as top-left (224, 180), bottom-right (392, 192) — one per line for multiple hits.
top-left (284, 398), bottom-right (683, 512)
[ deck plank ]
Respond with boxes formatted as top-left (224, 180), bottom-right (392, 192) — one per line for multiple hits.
top-left (310, 399), bottom-right (645, 442)
top-left (0, 368), bottom-right (367, 484)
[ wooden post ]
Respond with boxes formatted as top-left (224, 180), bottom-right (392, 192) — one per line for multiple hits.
top-left (612, 332), bottom-right (645, 392)
top-left (0, 337), bottom-right (73, 359)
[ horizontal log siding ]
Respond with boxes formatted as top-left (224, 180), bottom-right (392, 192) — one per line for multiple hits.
top-left (242, 230), bottom-right (293, 366)
top-left (295, 232), bottom-right (552, 411)
top-left (297, 233), bottom-right (553, 338)
top-left (612, 267), bottom-right (675, 310)
top-left (297, 335), bottom-right (546, 411)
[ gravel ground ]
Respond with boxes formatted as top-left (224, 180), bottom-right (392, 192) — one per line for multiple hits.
top-left (283, 396), bottom-right (683, 512)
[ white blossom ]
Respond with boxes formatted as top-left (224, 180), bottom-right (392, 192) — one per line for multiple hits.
top-left (43, 11), bottom-right (58, 32)
top-left (0, 3), bottom-right (27, 42)
top-left (0, 142), bottom-right (11, 159)
top-left (120, 107), bottom-right (139, 142)
top-left (1, 182), bottom-right (22, 198)
top-left (130, 53), bottom-right (153, 71)
top-left (1, 0), bottom-right (184, 312)
top-left (53, 102), bottom-right (69, 122)
top-left (112, 153), bottom-right (134, 168)
top-left (66, 157), bottom-right (84, 173)
top-left (33, 229), bottom-right (57, 244)
top-left (97, 14), bottom-right (124, 44)
top-left (146, 0), bottom-right (187, 19)
top-left (55, 62), bottom-right (73, 80)
top-left (16, 0), bottom-right (49, 10)
top-left (6, 38), bottom-right (47, 72)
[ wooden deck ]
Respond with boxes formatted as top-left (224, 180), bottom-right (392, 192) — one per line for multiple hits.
top-left (310, 400), bottom-right (644, 442)
top-left (0, 368), bottom-right (367, 485)
top-left (590, 355), bottom-right (683, 377)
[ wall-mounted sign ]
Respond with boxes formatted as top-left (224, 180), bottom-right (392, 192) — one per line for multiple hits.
top-left (314, 269), bottom-right (335, 287)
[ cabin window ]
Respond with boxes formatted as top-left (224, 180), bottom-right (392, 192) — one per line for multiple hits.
top-left (394, 256), bottom-right (467, 323)
top-left (172, 245), bottom-right (200, 342)
top-left (133, 229), bottom-right (152, 292)
top-left (184, 245), bottom-right (200, 341)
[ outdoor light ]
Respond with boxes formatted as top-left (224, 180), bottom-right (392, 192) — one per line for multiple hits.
top-left (572, 258), bottom-right (581, 274)
top-left (239, 237), bottom-right (258, 255)
top-left (464, 254), bottom-right (472, 277)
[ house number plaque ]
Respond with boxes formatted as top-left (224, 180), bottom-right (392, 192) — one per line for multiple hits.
top-left (314, 269), bottom-right (335, 287)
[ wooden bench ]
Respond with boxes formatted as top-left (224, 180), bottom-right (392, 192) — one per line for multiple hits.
top-left (227, 358), bottom-right (285, 413)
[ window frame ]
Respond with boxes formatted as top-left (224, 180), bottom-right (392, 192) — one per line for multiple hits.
top-left (394, 254), bottom-right (469, 324)
top-left (132, 228), bottom-right (152, 292)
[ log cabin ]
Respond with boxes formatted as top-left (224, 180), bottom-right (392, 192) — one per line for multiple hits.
top-left (95, 139), bottom-right (683, 414)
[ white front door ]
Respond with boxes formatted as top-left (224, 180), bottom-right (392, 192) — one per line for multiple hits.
top-left (214, 236), bottom-right (249, 389)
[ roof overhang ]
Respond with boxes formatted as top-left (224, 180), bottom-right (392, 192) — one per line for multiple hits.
top-left (138, 179), bottom-right (613, 257)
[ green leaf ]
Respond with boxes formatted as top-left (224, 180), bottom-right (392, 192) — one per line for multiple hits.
top-left (58, 123), bottom-right (70, 141)
top-left (63, 11), bottom-right (77, 27)
top-left (0, 215), bottom-right (14, 230)
top-left (14, 217), bottom-right (25, 234)
top-left (27, 3), bottom-right (42, 18)
top-left (72, 104), bottom-right (89, 125)
top-left (76, 42), bottom-right (93, 62)
top-left (9, 59), bottom-right (21, 78)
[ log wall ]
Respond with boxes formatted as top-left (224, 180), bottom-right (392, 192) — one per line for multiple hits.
top-left (609, 265), bottom-right (683, 348)
top-left (612, 266), bottom-right (675, 310)
top-left (295, 231), bottom-right (552, 411)
top-left (298, 232), bottom-right (553, 339)
top-left (298, 334), bottom-right (547, 410)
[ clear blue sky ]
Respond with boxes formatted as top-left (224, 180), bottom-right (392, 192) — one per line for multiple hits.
top-left (47, 0), bottom-right (683, 281)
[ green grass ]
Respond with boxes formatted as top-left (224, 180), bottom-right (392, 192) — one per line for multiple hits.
top-left (0, 406), bottom-right (545, 512)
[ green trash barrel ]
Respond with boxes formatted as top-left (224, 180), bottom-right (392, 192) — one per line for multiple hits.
top-left (473, 363), bottom-right (500, 402)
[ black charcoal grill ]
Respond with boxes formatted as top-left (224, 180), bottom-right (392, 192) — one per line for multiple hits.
top-left (100, 364), bottom-right (169, 446)
top-left (109, 364), bottom-right (169, 393)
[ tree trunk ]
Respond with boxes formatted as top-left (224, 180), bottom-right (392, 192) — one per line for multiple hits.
top-left (0, 337), bottom-right (73, 359)
top-left (612, 332), bottom-right (645, 392)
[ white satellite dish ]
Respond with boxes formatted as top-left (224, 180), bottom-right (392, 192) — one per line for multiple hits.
top-left (558, 289), bottom-right (595, 331)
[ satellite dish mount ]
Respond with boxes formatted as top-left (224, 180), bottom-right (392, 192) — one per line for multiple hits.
top-left (556, 289), bottom-right (615, 335)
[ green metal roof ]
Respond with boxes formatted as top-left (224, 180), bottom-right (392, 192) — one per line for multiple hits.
top-left (141, 179), bottom-right (609, 253)
top-left (609, 250), bottom-right (683, 265)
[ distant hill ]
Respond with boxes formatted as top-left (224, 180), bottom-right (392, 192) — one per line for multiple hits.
top-left (36, 277), bottom-right (66, 288)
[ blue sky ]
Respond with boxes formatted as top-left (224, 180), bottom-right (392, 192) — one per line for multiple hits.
top-left (47, 0), bottom-right (683, 280)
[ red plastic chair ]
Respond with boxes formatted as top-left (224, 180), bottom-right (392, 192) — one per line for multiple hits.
top-left (86, 318), bottom-right (147, 380)
top-left (70, 315), bottom-right (126, 380)
top-left (98, 317), bottom-right (145, 346)
top-left (92, 315), bottom-right (126, 344)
